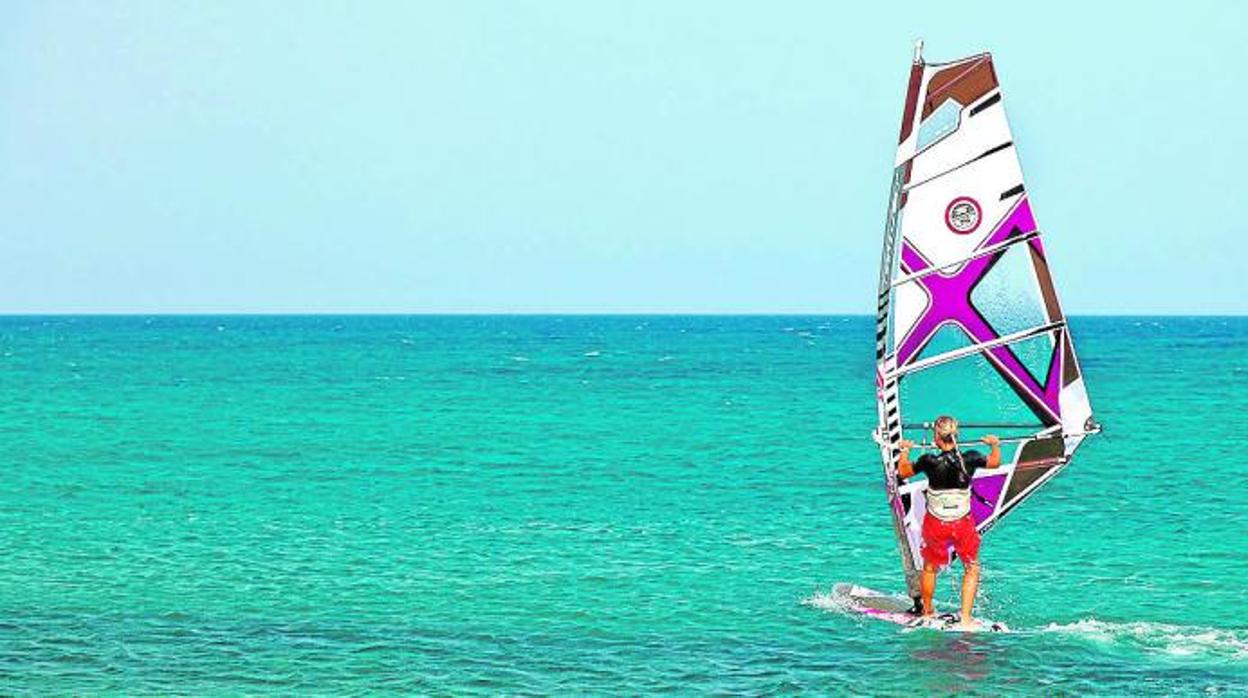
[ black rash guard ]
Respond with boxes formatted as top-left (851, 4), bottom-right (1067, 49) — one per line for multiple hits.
top-left (913, 449), bottom-right (987, 490)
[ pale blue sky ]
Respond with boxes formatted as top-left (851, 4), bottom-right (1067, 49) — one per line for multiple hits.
top-left (1, 1), bottom-right (1243, 313)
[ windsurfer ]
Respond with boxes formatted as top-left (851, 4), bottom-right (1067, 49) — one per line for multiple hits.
top-left (897, 415), bottom-right (1001, 630)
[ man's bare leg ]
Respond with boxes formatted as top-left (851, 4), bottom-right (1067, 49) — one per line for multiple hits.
top-left (921, 562), bottom-right (938, 617)
top-left (957, 560), bottom-right (980, 629)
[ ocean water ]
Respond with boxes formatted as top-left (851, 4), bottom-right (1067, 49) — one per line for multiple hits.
top-left (0, 315), bottom-right (1244, 695)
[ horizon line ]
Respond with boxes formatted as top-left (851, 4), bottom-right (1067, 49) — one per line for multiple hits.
top-left (1, 311), bottom-right (1245, 318)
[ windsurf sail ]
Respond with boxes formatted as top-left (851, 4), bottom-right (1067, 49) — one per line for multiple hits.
top-left (873, 41), bottom-right (1099, 598)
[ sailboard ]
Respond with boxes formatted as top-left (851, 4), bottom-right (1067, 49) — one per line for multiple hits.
top-left (871, 42), bottom-right (1100, 606)
top-left (833, 584), bottom-right (1008, 633)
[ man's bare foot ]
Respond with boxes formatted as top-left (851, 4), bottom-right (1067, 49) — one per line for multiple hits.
top-left (955, 617), bottom-right (978, 631)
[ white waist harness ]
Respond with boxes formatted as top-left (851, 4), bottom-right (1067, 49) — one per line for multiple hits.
top-left (924, 488), bottom-right (972, 522)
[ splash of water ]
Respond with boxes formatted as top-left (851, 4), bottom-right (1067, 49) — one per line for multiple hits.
top-left (1041, 619), bottom-right (1248, 660)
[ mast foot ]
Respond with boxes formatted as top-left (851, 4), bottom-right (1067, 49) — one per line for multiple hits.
top-left (908, 595), bottom-right (924, 615)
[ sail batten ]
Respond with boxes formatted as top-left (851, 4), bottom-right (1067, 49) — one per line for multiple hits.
top-left (902, 141), bottom-right (1016, 193)
top-left (891, 230), bottom-right (1040, 287)
top-left (873, 46), bottom-right (1098, 599)
top-left (887, 320), bottom-right (1066, 379)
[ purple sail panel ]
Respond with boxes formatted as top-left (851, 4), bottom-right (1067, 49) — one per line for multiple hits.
top-left (969, 473), bottom-right (1007, 526)
top-left (894, 197), bottom-right (1064, 425)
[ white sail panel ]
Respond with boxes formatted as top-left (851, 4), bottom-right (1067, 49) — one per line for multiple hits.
top-left (906, 95), bottom-right (1014, 186)
top-left (898, 149), bottom-right (1027, 273)
top-left (890, 271), bottom-right (929, 357)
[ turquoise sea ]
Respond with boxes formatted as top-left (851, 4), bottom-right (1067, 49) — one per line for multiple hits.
top-left (0, 315), bottom-right (1244, 694)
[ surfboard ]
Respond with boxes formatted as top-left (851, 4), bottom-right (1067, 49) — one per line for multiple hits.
top-left (834, 584), bottom-right (1008, 633)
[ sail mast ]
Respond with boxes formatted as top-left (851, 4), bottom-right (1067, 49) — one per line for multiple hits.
top-left (872, 41), bottom-right (927, 600)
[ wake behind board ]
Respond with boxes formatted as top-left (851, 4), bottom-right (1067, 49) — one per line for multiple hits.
top-left (834, 584), bottom-right (1008, 633)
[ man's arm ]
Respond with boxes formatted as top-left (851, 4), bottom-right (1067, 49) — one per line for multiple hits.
top-left (897, 440), bottom-right (916, 478)
top-left (983, 434), bottom-right (1002, 468)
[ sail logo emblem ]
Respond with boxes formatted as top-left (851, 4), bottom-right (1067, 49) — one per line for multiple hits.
top-left (945, 197), bottom-right (982, 234)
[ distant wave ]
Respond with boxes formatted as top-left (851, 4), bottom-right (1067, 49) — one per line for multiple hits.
top-left (800, 588), bottom-right (856, 613)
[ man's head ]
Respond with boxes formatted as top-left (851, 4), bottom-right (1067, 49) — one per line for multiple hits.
top-left (934, 415), bottom-right (959, 452)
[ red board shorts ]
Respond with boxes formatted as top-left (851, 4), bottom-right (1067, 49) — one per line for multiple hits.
top-left (921, 512), bottom-right (980, 568)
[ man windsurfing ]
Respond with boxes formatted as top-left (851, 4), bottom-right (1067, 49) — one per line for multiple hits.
top-left (897, 415), bottom-right (1001, 630)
